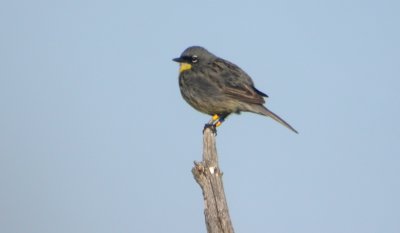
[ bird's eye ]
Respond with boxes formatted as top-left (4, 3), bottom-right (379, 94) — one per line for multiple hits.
top-left (192, 55), bottom-right (198, 63)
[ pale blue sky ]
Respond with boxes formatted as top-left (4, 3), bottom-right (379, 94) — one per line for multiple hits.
top-left (1, 1), bottom-right (399, 233)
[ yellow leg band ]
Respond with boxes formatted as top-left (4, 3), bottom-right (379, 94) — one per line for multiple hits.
top-left (212, 114), bottom-right (219, 121)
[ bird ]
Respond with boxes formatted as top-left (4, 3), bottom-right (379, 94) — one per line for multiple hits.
top-left (173, 46), bottom-right (298, 134)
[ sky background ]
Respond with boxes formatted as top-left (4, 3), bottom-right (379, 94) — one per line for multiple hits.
top-left (1, 0), bottom-right (399, 233)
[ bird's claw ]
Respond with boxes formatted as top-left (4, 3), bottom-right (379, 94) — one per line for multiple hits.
top-left (203, 123), bottom-right (217, 135)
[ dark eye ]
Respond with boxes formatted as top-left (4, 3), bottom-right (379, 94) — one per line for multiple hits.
top-left (192, 55), bottom-right (198, 63)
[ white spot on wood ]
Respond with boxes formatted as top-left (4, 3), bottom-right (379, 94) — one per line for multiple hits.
top-left (209, 167), bottom-right (215, 174)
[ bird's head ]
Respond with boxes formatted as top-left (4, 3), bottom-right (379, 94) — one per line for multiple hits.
top-left (173, 46), bottom-right (216, 73)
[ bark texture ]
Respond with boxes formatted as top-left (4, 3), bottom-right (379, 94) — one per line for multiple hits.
top-left (192, 128), bottom-right (235, 233)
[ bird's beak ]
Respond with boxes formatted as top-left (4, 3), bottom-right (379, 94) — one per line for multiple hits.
top-left (173, 57), bottom-right (192, 73)
top-left (172, 57), bottom-right (184, 62)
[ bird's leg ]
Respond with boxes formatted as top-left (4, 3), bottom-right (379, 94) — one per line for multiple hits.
top-left (213, 113), bottom-right (229, 127)
top-left (211, 114), bottom-right (220, 125)
top-left (214, 115), bottom-right (226, 127)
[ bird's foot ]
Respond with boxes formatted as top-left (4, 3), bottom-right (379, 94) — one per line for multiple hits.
top-left (203, 123), bottom-right (217, 135)
top-left (202, 114), bottom-right (227, 135)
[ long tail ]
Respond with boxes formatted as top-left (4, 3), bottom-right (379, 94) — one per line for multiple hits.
top-left (253, 105), bottom-right (298, 134)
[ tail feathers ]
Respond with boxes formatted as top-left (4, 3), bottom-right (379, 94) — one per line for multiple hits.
top-left (255, 106), bottom-right (298, 134)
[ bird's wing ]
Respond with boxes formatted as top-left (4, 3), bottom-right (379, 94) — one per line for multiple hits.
top-left (211, 58), bottom-right (267, 105)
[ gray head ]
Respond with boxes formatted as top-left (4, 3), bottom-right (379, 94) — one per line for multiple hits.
top-left (173, 46), bottom-right (217, 66)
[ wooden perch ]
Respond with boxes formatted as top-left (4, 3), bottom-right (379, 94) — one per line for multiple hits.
top-left (192, 128), bottom-right (235, 233)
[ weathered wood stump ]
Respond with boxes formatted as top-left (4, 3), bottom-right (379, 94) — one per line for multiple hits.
top-left (192, 128), bottom-right (235, 233)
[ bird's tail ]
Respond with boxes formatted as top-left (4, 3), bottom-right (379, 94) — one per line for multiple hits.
top-left (252, 105), bottom-right (298, 134)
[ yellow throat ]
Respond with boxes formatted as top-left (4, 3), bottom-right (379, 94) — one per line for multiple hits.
top-left (179, 63), bottom-right (192, 73)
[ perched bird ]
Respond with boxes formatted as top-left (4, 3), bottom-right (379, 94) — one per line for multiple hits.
top-left (173, 46), bottom-right (298, 134)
